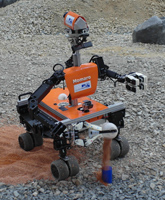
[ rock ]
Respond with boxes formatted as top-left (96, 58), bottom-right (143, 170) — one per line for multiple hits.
top-left (54, 189), bottom-right (61, 195)
top-left (0, 0), bottom-right (18, 7)
top-left (32, 191), bottom-right (38, 197)
top-left (72, 178), bottom-right (82, 186)
top-left (0, 188), bottom-right (7, 192)
top-left (0, 182), bottom-right (5, 187)
top-left (0, 0), bottom-right (3, 7)
top-left (133, 16), bottom-right (165, 45)
top-left (122, 174), bottom-right (129, 181)
top-left (150, 182), bottom-right (156, 190)
top-left (159, 171), bottom-right (164, 177)
top-left (159, 190), bottom-right (165, 198)
top-left (63, 190), bottom-right (68, 194)
top-left (38, 188), bottom-right (45, 193)
top-left (13, 191), bottom-right (19, 197)
top-left (74, 193), bottom-right (82, 199)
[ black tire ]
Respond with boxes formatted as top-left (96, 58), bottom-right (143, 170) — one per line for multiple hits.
top-left (51, 159), bottom-right (69, 181)
top-left (118, 136), bottom-right (129, 158)
top-left (110, 139), bottom-right (121, 160)
top-left (66, 155), bottom-right (79, 177)
top-left (31, 134), bottom-right (43, 147)
top-left (18, 132), bottom-right (34, 151)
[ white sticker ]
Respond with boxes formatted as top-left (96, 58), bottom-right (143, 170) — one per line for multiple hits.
top-left (74, 81), bottom-right (91, 93)
top-left (65, 15), bottom-right (75, 27)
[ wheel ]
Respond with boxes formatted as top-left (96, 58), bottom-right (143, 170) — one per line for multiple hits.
top-left (18, 132), bottom-right (34, 151)
top-left (31, 134), bottom-right (43, 147)
top-left (51, 159), bottom-right (69, 181)
top-left (66, 155), bottom-right (79, 177)
top-left (110, 139), bottom-right (121, 160)
top-left (118, 136), bottom-right (129, 158)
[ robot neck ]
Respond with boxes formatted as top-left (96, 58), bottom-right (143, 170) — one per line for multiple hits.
top-left (73, 50), bottom-right (81, 67)
top-left (71, 40), bottom-right (93, 67)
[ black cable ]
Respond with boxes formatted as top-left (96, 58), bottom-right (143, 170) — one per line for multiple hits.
top-left (89, 55), bottom-right (99, 62)
top-left (53, 63), bottom-right (64, 72)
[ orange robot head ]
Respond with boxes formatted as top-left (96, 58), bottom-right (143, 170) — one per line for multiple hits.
top-left (63, 11), bottom-right (89, 41)
top-left (63, 11), bottom-right (88, 30)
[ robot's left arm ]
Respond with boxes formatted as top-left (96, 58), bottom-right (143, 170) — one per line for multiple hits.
top-left (90, 55), bottom-right (147, 93)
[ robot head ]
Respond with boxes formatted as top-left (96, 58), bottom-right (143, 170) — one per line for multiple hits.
top-left (63, 11), bottom-right (89, 43)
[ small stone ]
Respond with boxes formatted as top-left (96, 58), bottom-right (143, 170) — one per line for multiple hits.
top-left (160, 171), bottom-right (163, 177)
top-left (125, 166), bottom-right (130, 171)
top-left (83, 174), bottom-right (89, 179)
top-left (72, 179), bottom-right (82, 186)
top-left (63, 190), bottom-right (68, 194)
top-left (150, 170), bottom-right (157, 176)
top-left (159, 190), bottom-right (165, 197)
top-left (119, 97), bottom-right (125, 101)
top-left (39, 188), bottom-right (44, 193)
top-left (91, 194), bottom-right (97, 200)
top-left (122, 174), bottom-right (129, 181)
top-left (13, 191), bottom-right (19, 197)
top-left (55, 189), bottom-right (61, 195)
top-left (32, 182), bottom-right (38, 187)
top-left (74, 193), bottom-right (82, 199)
top-left (0, 182), bottom-right (5, 187)
top-left (150, 182), bottom-right (155, 190)
top-left (32, 191), bottom-right (38, 196)
top-left (51, 185), bottom-right (58, 190)
top-left (0, 188), bottom-right (7, 192)
top-left (128, 184), bottom-right (134, 188)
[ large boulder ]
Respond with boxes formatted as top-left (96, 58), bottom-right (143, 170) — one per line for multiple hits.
top-left (133, 16), bottom-right (165, 45)
top-left (0, 0), bottom-right (18, 7)
top-left (0, 0), bottom-right (3, 7)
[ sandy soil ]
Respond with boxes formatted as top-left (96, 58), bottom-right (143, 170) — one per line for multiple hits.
top-left (0, 125), bottom-right (86, 185)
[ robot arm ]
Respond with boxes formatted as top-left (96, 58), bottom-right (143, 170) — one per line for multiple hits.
top-left (28, 68), bottom-right (65, 119)
top-left (90, 55), bottom-right (147, 92)
top-left (17, 66), bottom-right (66, 138)
top-left (106, 69), bottom-right (147, 92)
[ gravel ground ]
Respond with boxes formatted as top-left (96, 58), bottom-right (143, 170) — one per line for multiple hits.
top-left (0, 0), bottom-right (165, 199)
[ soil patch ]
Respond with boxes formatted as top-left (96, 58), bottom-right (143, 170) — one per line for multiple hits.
top-left (0, 125), bottom-right (85, 185)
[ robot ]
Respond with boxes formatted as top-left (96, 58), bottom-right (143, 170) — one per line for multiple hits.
top-left (16, 11), bottom-right (147, 181)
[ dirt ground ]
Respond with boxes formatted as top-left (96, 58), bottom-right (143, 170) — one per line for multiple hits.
top-left (0, 125), bottom-right (86, 185)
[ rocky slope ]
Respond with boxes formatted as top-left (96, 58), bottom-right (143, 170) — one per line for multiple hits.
top-left (0, 0), bottom-right (165, 39)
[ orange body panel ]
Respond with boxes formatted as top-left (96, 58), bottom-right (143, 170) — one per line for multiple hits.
top-left (39, 88), bottom-right (108, 123)
top-left (64, 63), bottom-right (98, 100)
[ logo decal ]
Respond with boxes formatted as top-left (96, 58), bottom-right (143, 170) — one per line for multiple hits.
top-left (74, 81), bottom-right (91, 93)
top-left (73, 76), bottom-right (91, 84)
top-left (66, 15), bottom-right (75, 26)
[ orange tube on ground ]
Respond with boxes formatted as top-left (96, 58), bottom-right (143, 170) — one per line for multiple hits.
top-left (102, 138), bottom-right (112, 170)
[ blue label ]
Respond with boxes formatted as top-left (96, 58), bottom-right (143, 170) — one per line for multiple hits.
top-left (74, 81), bottom-right (91, 93)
